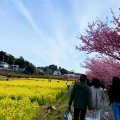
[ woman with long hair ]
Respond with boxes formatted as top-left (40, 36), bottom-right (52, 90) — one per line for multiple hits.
top-left (90, 78), bottom-right (104, 120)
top-left (108, 76), bottom-right (120, 120)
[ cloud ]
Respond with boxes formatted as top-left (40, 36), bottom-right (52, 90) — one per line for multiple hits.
top-left (10, 0), bottom-right (44, 39)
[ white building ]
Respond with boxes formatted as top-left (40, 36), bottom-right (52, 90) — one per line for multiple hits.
top-left (10, 65), bottom-right (19, 70)
top-left (0, 62), bottom-right (9, 69)
top-left (53, 71), bottom-right (61, 76)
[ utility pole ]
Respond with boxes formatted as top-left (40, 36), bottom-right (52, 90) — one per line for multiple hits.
top-left (13, 59), bottom-right (15, 71)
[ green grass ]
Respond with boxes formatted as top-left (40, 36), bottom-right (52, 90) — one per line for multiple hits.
top-left (0, 75), bottom-right (7, 80)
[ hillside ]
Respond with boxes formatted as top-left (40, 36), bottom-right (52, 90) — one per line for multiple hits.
top-left (0, 51), bottom-right (80, 76)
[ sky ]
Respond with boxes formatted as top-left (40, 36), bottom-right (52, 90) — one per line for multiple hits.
top-left (0, 0), bottom-right (119, 73)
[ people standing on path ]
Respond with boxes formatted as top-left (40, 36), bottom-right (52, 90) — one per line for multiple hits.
top-left (66, 82), bottom-right (70, 90)
top-left (108, 76), bottom-right (120, 120)
top-left (68, 74), bottom-right (93, 120)
top-left (90, 78), bottom-right (104, 120)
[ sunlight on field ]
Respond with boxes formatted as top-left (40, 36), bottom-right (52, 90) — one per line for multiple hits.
top-left (0, 78), bottom-right (72, 120)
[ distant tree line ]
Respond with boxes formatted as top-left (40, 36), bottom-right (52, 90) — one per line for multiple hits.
top-left (38, 64), bottom-right (74, 75)
top-left (0, 51), bottom-right (36, 74)
top-left (0, 51), bottom-right (75, 75)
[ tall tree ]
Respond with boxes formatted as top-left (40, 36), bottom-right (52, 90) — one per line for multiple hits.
top-left (25, 63), bottom-right (36, 74)
top-left (60, 68), bottom-right (68, 74)
top-left (49, 64), bottom-right (57, 73)
top-left (0, 51), bottom-right (6, 61)
top-left (7, 55), bottom-right (15, 65)
top-left (15, 56), bottom-right (27, 68)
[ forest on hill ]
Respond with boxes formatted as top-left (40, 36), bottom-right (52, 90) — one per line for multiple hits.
top-left (0, 51), bottom-right (78, 76)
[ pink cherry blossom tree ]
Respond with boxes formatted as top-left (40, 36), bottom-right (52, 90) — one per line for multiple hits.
top-left (76, 9), bottom-right (120, 61)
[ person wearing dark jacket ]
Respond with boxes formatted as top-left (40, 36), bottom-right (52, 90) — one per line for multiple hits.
top-left (68, 74), bottom-right (93, 120)
top-left (108, 76), bottom-right (120, 120)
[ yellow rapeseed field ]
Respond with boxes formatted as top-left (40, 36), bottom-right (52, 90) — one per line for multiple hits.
top-left (0, 78), bottom-right (72, 120)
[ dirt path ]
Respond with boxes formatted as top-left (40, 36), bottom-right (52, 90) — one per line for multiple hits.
top-left (100, 97), bottom-right (114, 120)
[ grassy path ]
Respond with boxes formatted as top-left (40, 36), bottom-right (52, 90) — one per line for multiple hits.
top-left (33, 87), bottom-right (73, 120)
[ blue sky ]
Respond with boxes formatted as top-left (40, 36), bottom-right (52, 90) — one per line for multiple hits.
top-left (0, 0), bottom-right (119, 73)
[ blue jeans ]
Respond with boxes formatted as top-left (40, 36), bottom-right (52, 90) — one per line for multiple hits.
top-left (94, 109), bottom-right (101, 120)
top-left (112, 101), bottom-right (120, 120)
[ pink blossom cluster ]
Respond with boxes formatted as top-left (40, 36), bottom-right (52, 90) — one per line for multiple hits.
top-left (76, 9), bottom-right (120, 61)
top-left (63, 74), bottom-right (80, 79)
top-left (82, 56), bottom-right (120, 85)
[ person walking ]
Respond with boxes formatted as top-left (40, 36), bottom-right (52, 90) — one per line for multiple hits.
top-left (68, 74), bottom-right (93, 120)
top-left (90, 78), bottom-right (104, 120)
top-left (108, 76), bottom-right (120, 120)
top-left (67, 82), bottom-right (70, 90)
